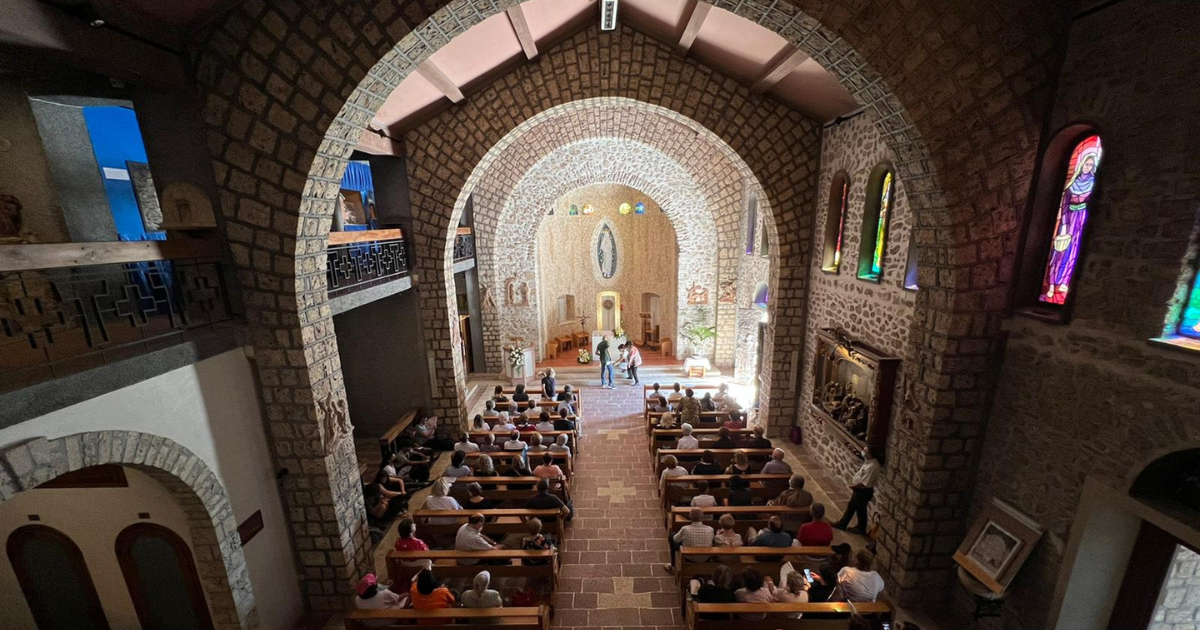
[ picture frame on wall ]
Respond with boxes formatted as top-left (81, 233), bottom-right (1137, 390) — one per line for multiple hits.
top-left (954, 498), bottom-right (1045, 594)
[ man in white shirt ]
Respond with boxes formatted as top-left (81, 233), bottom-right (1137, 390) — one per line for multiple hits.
top-left (761, 448), bottom-right (793, 475)
top-left (503, 429), bottom-right (529, 469)
top-left (658, 455), bottom-right (689, 493)
top-left (455, 513), bottom-right (504, 565)
top-left (677, 423), bottom-right (700, 450)
top-left (835, 447), bottom-right (881, 535)
top-left (690, 479), bottom-right (717, 507)
top-left (535, 412), bottom-right (556, 432)
top-left (667, 383), bottom-right (684, 405)
top-left (491, 413), bottom-right (515, 433)
top-left (664, 507), bottom-right (714, 572)
top-left (481, 400), bottom-right (500, 420)
top-left (454, 434), bottom-right (480, 453)
top-left (837, 549), bottom-right (885, 601)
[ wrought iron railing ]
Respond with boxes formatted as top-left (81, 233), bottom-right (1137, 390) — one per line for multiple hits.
top-left (454, 231), bottom-right (475, 262)
top-left (0, 239), bottom-right (234, 393)
top-left (326, 231), bottom-right (410, 298)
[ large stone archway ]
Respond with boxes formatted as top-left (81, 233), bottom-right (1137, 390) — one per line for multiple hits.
top-left (0, 432), bottom-right (257, 629)
top-left (191, 0), bottom-right (1061, 605)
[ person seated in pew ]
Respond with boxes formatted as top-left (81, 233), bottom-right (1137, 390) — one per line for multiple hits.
top-left (713, 513), bottom-right (743, 546)
top-left (503, 430), bottom-right (528, 453)
top-left (479, 434), bottom-right (501, 453)
top-left (394, 518), bottom-right (431, 564)
top-left (511, 383), bottom-right (530, 403)
top-left (365, 470), bottom-right (408, 523)
top-left (679, 388), bottom-right (702, 425)
top-left (746, 516), bottom-right (795, 548)
top-left (411, 566), bottom-right (456, 615)
top-left (472, 414), bottom-right (486, 430)
top-left (515, 414), bottom-right (536, 433)
top-left (725, 450), bottom-right (753, 475)
top-left (525, 478), bottom-right (573, 520)
top-left (491, 412), bottom-right (516, 433)
top-left (648, 382), bottom-right (662, 400)
top-left (747, 424), bottom-right (772, 449)
top-left (806, 565), bottom-right (843, 602)
top-left (549, 434), bottom-right (572, 457)
top-left (713, 383), bottom-right (730, 404)
top-left (700, 392), bottom-right (717, 412)
top-left (464, 483), bottom-right (496, 512)
top-left (474, 455), bottom-right (497, 478)
top-left (516, 407), bottom-right (533, 426)
top-left (838, 549), bottom-right (885, 602)
top-left (455, 513), bottom-right (507, 565)
top-left (769, 474), bottom-right (814, 532)
top-left (735, 568), bottom-right (775, 618)
top-left (664, 507), bottom-right (714, 573)
top-left (482, 400), bottom-right (500, 420)
top-left (444, 450), bottom-right (473, 478)
top-left (540, 368), bottom-right (556, 399)
top-left (535, 411), bottom-right (555, 433)
top-left (677, 423), bottom-right (700, 449)
top-left (657, 410), bottom-right (677, 429)
top-left (532, 452), bottom-right (565, 480)
top-left (424, 479), bottom-right (464, 524)
top-left (555, 384), bottom-right (577, 414)
top-left (521, 517), bottom-right (556, 565)
top-left (799, 503), bottom-right (833, 546)
top-left (723, 409), bottom-right (746, 430)
top-left (461, 570), bottom-right (503, 608)
top-left (691, 479), bottom-right (717, 507)
top-left (390, 448), bottom-right (433, 483)
top-left (668, 382), bottom-right (684, 405)
top-left (724, 474), bottom-right (753, 509)
top-left (528, 432), bottom-right (547, 452)
top-left (501, 458), bottom-right (533, 477)
top-left (492, 385), bottom-right (509, 404)
top-left (770, 570), bottom-right (811, 617)
top-left (712, 427), bottom-right (737, 450)
top-left (455, 433), bottom-right (480, 454)
top-left (355, 573), bottom-right (405, 615)
top-left (659, 455), bottom-right (690, 493)
top-left (649, 394), bottom-right (671, 413)
top-left (692, 564), bottom-right (737, 603)
top-left (761, 448), bottom-right (793, 475)
top-left (553, 408), bottom-right (576, 432)
top-left (692, 450), bottom-right (723, 475)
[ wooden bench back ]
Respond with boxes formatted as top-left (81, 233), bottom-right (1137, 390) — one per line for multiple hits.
top-left (666, 505), bottom-right (811, 533)
top-left (346, 606), bottom-right (550, 630)
top-left (656, 449), bottom-right (775, 476)
top-left (411, 509), bottom-right (567, 549)
top-left (686, 601), bottom-right (891, 630)
top-left (462, 451), bottom-right (573, 478)
top-left (645, 411), bottom-right (734, 433)
top-left (660, 474), bottom-right (790, 508)
top-left (385, 549), bottom-right (557, 584)
top-left (448, 477), bottom-right (570, 505)
top-left (378, 407), bottom-right (421, 457)
top-left (468, 430), bottom-right (579, 452)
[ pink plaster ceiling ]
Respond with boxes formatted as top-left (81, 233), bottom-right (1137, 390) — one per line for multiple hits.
top-left (370, 0), bottom-right (860, 134)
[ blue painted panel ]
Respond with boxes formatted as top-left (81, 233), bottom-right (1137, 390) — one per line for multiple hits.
top-left (81, 106), bottom-right (162, 241)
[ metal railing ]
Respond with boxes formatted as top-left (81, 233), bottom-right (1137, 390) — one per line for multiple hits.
top-left (454, 230), bottom-right (475, 262)
top-left (0, 239), bottom-right (234, 393)
top-left (326, 231), bottom-right (410, 298)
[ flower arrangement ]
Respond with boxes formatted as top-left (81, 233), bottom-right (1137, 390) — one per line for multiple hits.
top-left (577, 348), bottom-right (592, 364)
top-left (508, 346), bottom-right (525, 371)
top-left (613, 326), bottom-right (625, 339)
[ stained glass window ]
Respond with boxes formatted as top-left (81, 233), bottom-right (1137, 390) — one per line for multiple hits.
top-left (568, 204), bottom-right (579, 216)
top-left (821, 173), bottom-right (849, 272)
top-left (582, 204), bottom-right (593, 215)
top-left (634, 202), bottom-right (646, 215)
top-left (1039, 135), bottom-right (1102, 305)
top-left (1180, 273), bottom-right (1200, 340)
top-left (619, 202), bottom-right (632, 215)
top-left (857, 166), bottom-right (893, 282)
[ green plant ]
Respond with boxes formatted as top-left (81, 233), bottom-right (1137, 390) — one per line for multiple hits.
top-left (680, 306), bottom-right (716, 356)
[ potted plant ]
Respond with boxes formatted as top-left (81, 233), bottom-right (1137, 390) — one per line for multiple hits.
top-left (680, 306), bottom-right (716, 359)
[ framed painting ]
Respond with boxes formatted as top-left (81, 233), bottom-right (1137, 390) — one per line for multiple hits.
top-left (954, 498), bottom-right (1045, 594)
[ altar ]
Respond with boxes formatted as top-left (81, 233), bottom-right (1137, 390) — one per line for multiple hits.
top-left (590, 332), bottom-right (627, 356)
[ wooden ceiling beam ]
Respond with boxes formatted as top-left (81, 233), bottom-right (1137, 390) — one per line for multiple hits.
top-left (416, 59), bottom-right (465, 104)
top-left (677, 1), bottom-right (711, 55)
top-left (355, 128), bottom-right (404, 157)
top-left (751, 48), bottom-right (808, 94)
top-left (506, 4), bottom-right (539, 60)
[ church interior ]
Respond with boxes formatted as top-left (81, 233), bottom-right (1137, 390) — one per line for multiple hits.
top-left (0, 0), bottom-right (1198, 629)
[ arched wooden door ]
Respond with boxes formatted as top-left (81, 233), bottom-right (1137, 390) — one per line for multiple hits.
top-left (115, 523), bottom-right (215, 630)
top-left (6, 525), bottom-right (110, 630)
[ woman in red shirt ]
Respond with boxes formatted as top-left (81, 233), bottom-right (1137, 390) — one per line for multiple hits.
top-left (797, 502), bottom-right (834, 546)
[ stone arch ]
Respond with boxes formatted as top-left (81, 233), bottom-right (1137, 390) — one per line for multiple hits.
top-left (0, 431), bottom-right (257, 630)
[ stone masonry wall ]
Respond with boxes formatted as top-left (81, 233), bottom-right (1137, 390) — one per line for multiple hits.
top-left (971, 3), bottom-right (1200, 629)
top-left (1152, 546), bottom-right (1200, 630)
top-left (800, 111), bottom-right (917, 483)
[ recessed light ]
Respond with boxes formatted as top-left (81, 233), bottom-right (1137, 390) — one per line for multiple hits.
top-left (90, 19), bottom-right (105, 27)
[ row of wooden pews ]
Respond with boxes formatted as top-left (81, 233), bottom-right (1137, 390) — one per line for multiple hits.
top-left (648, 402), bottom-right (894, 629)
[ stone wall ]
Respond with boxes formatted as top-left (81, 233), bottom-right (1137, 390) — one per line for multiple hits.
top-left (1152, 546), bottom-right (1200, 630)
top-left (800, 111), bottom-right (917, 482)
top-left (734, 255), bottom-right (771, 384)
top-left (536, 184), bottom-right (678, 351)
top-left (971, 2), bottom-right (1200, 628)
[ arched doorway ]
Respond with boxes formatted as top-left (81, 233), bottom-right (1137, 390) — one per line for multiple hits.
top-left (6, 525), bottom-right (109, 630)
top-left (116, 524), bottom-right (216, 630)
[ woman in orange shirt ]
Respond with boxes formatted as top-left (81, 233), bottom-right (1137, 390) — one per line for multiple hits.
top-left (410, 567), bottom-right (456, 625)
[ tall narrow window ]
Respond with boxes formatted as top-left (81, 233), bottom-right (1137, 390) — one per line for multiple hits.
top-left (1179, 272), bottom-right (1200, 340)
top-left (821, 172), bottom-right (849, 272)
top-left (857, 164), bottom-right (894, 282)
top-left (903, 236), bottom-right (919, 291)
top-left (1039, 135), bottom-right (1103, 305)
top-left (7, 525), bottom-right (110, 630)
top-left (745, 191), bottom-right (758, 255)
top-left (116, 524), bottom-right (215, 630)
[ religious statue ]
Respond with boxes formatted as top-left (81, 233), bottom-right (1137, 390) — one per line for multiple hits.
top-left (687, 284), bottom-right (709, 305)
top-left (317, 392), bottom-right (352, 456)
top-left (505, 276), bottom-right (530, 307)
top-left (481, 285), bottom-right (498, 312)
top-left (821, 381), bottom-right (846, 415)
top-left (1041, 139), bottom-right (1102, 305)
top-left (841, 395), bottom-right (868, 438)
top-left (717, 280), bottom-right (736, 305)
top-left (517, 281), bottom-right (529, 306)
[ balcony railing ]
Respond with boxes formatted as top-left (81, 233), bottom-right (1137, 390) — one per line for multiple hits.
top-left (454, 228), bottom-right (475, 263)
top-left (326, 229), bottom-right (410, 298)
top-left (0, 238), bottom-right (235, 393)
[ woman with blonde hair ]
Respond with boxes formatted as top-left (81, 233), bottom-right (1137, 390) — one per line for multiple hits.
top-left (725, 450), bottom-right (752, 475)
top-left (549, 433), bottom-right (572, 457)
top-left (461, 570), bottom-right (503, 608)
top-left (659, 454), bottom-right (689, 493)
top-left (423, 479), bottom-right (462, 524)
top-left (713, 513), bottom-right (743, 547)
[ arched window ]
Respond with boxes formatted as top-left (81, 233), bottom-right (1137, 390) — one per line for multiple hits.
top-left (821, 171), bottom-right (849, 272)
top-left (7, 525), bottom-right (110, 630)
top-left (1039, 135), bottom-right (1103, 305)
top-left (115, 524), bottom-right (215, 630)
top-left (903, 237), bottom-right (919, 291)
top-left (752, 282), bottom-right (769, 309)
top-left (857, 164), bottom-right (894, 282)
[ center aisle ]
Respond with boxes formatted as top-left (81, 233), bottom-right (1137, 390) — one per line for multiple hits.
top-left (553, 384), bottom-right (684, 630)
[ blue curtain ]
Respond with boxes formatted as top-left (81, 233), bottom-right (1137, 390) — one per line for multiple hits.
top-left (340, 161), bottom-right (377, 228)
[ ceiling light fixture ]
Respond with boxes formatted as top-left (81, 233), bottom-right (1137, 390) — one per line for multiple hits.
top-left (89, 19), bottom-right (105, 27)
top-left (600, 0), bottom-right (619, 31)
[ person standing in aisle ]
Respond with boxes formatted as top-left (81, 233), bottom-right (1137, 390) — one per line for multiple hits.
top-left (625, 342), bottom-right (643, 385)
top-left (834, 447), bottom-right (881, 535)
top-left (597, 335), bottom-right (614, 389)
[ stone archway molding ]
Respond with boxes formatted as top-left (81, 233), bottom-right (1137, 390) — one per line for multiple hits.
top-left (0, 432), bottom-right (257, 630)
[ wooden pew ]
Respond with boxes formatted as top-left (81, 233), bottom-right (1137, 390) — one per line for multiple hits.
top-left (448, 476), bottom-right (571, 505)
top-left (379, 408), bottom-right (422, 459)
top-left (649, 427), bottom-right (755, 455)
top-left (468, 429), bottom-right (579, 453)
top-left (686, 601), bottom-right (892, 630)
top-left (646, 411), bottom-right (733, 434)
top-left (385, 549), bottom-right (558, 587)
top-left (655, 449), bottom-right (775, 476)
top-left (675, 546), bottom-right (837, 600)
top-left (498, 386), bottom-right (583, 414)
top-left (412, 509), bottom-right (567, 550)
top-left (666, 505), bottom-right (811, 534)
top-left (346, 606), bottom-right (551, 630)
top-left (660, 474), bottom-right (791, 509)
top-left (354, 407), bottom-right (423, 484)
top-left (463, 451), bottom-right (573, 479)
